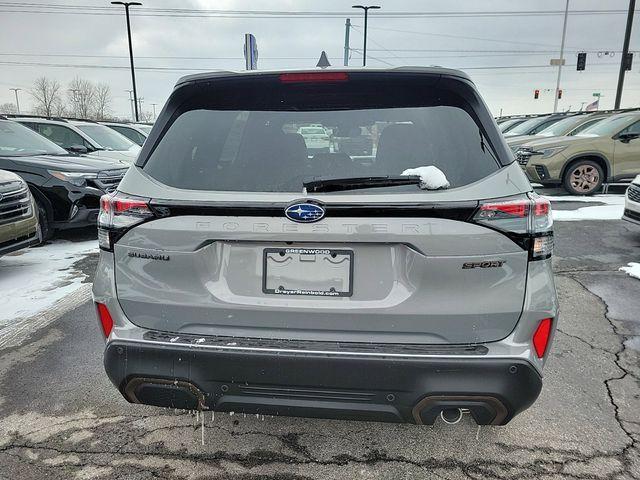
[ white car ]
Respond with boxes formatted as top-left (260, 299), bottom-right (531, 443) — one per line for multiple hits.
top-left (10, 116), bottom-right (140, 164)
top-left (623, 174), bottom-right (640, 225)
top-left (297, 126), bottom-right (331, 153)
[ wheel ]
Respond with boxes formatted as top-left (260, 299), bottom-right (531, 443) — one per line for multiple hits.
top-left (35, 199), bottom-right (53, 244)
top-left (563, 159), bottom-right (604, 195)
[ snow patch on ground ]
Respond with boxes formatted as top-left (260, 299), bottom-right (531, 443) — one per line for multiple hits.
top-left (544, 195), bottom-right (625, 221)
top-left (552, 204), bottom-right (624, 221)
top-left (0, 240), bottom-right (97, 326)
top-left (543, 195), bottom-right (625, 204)
top-left (619, 262), bottom-right (640, 280)
top-left (401, 166), bottom-right (450, 190)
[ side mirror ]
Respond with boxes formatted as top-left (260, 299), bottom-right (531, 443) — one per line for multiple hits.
top-left (67, 144), bottom-right (88, 154)
top-left (617, 132), bottom-right (640, 143)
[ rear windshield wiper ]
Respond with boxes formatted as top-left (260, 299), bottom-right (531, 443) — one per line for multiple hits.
top-left (303, 175), bottom-right (421, 193)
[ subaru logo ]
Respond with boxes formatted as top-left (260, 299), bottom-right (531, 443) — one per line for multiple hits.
top-left (285, 202), bottom-right (325, 223)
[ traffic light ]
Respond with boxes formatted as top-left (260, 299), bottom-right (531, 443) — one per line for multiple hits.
top-left (624, 53), bottom-right (633, 71)
top-left (577, 52), bottom-right (587, 71)
top-left (534, 89), bottom-right (540, 99)
top-left (558, 89), bottom-right (563, 99)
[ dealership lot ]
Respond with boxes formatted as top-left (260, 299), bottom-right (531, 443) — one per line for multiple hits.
top-left (0, 192), bottom-right (639, 480)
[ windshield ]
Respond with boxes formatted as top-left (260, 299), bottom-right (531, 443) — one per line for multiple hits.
top-left (144, 106), bottom-right (499, 193)
top-left (0, 120), bottom-right (69, 157)
top-left (77, 124), bottom-right (137, 151)
top-left (499, 119), bottom-right (524, 132)
top-left (538, 116), bottom-right (585, 136)
top-left (505, 117), bottom-right (549, 136)
top-left (577, 115), bottom-right (638, 137)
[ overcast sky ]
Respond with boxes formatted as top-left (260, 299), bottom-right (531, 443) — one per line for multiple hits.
top-left (1, 0), bottom-right (639, 119)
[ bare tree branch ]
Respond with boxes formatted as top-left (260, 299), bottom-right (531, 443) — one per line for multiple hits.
top-left (29, 77), bottom-right (62, 117)
top-left (94, 83), bottom-right (112, 120)
top-left (68, 77), bottom-right (97, 119)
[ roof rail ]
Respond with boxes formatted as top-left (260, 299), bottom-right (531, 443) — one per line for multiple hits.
top-left (2, 113), bottom-right (70, 122)
top-left (60, 117), bottom-right (97, 123)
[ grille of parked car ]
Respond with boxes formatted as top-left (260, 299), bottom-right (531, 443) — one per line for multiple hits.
top-left (628, 184), bottom-right (640, 203)
top-left (514, 148), bottom-right (532, 166)
top-left (91, 169), bottom-right (128, 193)
top-left (0, 182), bottom-right (31, 225)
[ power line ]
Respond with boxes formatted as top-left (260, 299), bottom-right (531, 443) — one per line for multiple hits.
top-left (0, 3), bottom-right (636, 18)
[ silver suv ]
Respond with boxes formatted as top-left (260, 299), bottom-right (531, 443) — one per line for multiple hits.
top-left (93, 68), bottom-right (558, 426)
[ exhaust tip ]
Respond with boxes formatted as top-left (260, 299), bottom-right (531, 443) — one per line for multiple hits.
top-left (440, 408), bottom-right (463, 425)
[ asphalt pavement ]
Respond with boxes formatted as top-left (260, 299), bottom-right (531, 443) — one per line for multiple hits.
top-left (0, 208), bottom-right (639, 479)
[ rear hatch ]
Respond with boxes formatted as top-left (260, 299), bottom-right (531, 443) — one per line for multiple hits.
top-left (104, 70), bottom-right (545, 345)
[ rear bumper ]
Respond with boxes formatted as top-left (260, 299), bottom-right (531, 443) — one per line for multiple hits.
top-left (104, 337), bottom-right (542, 425)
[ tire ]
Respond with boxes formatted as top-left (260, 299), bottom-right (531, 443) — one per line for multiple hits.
top-left (562, 159), bottom-right (604, 196)
top-left (35, 199), bottom-right (53, 244)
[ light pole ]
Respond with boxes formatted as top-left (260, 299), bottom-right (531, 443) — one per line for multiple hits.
top-left (615, 0), bottom-right (636, 108)
top-left (352, 5), bottom-right (380, 67)
top-left (111, 1), bottom-right (142, 122)
top-left (9, 88), bottom-right (21, 114)
top-left (553, 0), bottom-right (569, 113)
top-left (151, 103), bottom-right (157, 120)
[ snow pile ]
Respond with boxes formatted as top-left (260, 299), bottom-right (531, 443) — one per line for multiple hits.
top-left (401, 166), bottom-right (450, 190)
top-left (619, 262), bottom-right (640, 280)
top-left (544, 195), bottom-right (625, 222)
top-left (0, 240), bottom-right (97, 326)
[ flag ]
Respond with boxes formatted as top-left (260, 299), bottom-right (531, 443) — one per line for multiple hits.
top-left (585, 98), bottom-right (599, 111)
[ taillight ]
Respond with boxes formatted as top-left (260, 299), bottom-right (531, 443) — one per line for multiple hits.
top-left (533, 318), bottom-right (553, 358)
top-left (96, 302), bottom-right (114, 338)
top-left (473, 193), bottom-right (553, 260)
top-left (279, 72), bottom-right (349, 83)
top-left (98, 192), bottom-right (154, 251)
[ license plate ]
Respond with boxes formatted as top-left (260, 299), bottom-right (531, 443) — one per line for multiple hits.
top-left (263, 248), bottom-right (353, 297)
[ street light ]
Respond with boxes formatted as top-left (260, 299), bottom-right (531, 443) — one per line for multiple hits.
top-left (111, 1), bottom-right (142, 122)
top-left (352, 5), bottom-right (380, 67)
top-left (9, 88), bottom-right (21, 114)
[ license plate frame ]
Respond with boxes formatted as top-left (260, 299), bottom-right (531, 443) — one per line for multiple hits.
top-left (262, 247), bottom-right (354, 297)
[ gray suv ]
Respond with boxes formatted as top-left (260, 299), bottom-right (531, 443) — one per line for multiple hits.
top-left (93, 68), bottom-right (558, 426)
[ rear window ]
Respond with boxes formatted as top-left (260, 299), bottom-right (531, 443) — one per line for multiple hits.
top-left (143, 77), bottom-right (500, 193)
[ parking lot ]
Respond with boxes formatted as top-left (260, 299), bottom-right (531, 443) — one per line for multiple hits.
top-left (0, 190), bottom-right (638, 480)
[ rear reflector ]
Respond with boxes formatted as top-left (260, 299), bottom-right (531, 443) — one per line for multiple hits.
top-left (279, 72), bottom-right (349, 83)
top-left (96, 302), bottom-right (114, 338)
top-left (533, 318), bottom-right (553, 358)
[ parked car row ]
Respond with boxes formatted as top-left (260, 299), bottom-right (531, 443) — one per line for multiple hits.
top-left (497, 109), bottom-right (640, 195)
top-left (0, 115), bottom-right (149, 255)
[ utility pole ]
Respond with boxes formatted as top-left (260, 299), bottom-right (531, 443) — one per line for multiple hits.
top-left (615, 0), bottom-right (636, 109)
top-left (69, 88), bottom-right (80, 116)
top-left (352, 5), bottom-right (380, 67)
top-left (151, 103), bottom-right (157, 120)
top-left (343, 18), bottom-right (351, 66)
top-left (125, 89), bottom-right (134, 121)
top-left (9, 88), bottom-right (21, 114)
top-left (553, 0), bottom-right (570, 113)
top-left (111, 1), bottom-right (142, 122)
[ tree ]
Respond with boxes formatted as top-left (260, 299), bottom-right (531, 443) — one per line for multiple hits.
top-left (68, 77), bottom-right (96, 119)
top-left (30, 77), bottom-right (62, 117)
top-left (0, 102), bottom-right (17, 114)
top-left (94, 83), bottom-right (112, 120)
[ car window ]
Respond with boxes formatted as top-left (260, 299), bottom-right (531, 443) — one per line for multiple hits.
top-left (144, 105), bottom-right (499, 193)
top-left (568, 118), bottom-right (604, 135)
top-left (506, 117), bottom-right (549, 136)
top-left (529, 119), bottom-right (561, 135)
top-left (137, 125), bottom-right (152, 134)
top-left (577, 115), bottom-right (639, 137)
top-left (76, 124), bottom-right (137, 151)
top-left (538, 116), bottom-right (583, 137)
top-left (618, 120), bottom-right (640, 136)
top-left (0, 120), bottom-right (69, 156)
top-left (110, 125), bottom-right (145, 146)
top-left (499, 119), bottom-right (524, 132)
top-left (35, 123), bottom-right (89, 149)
